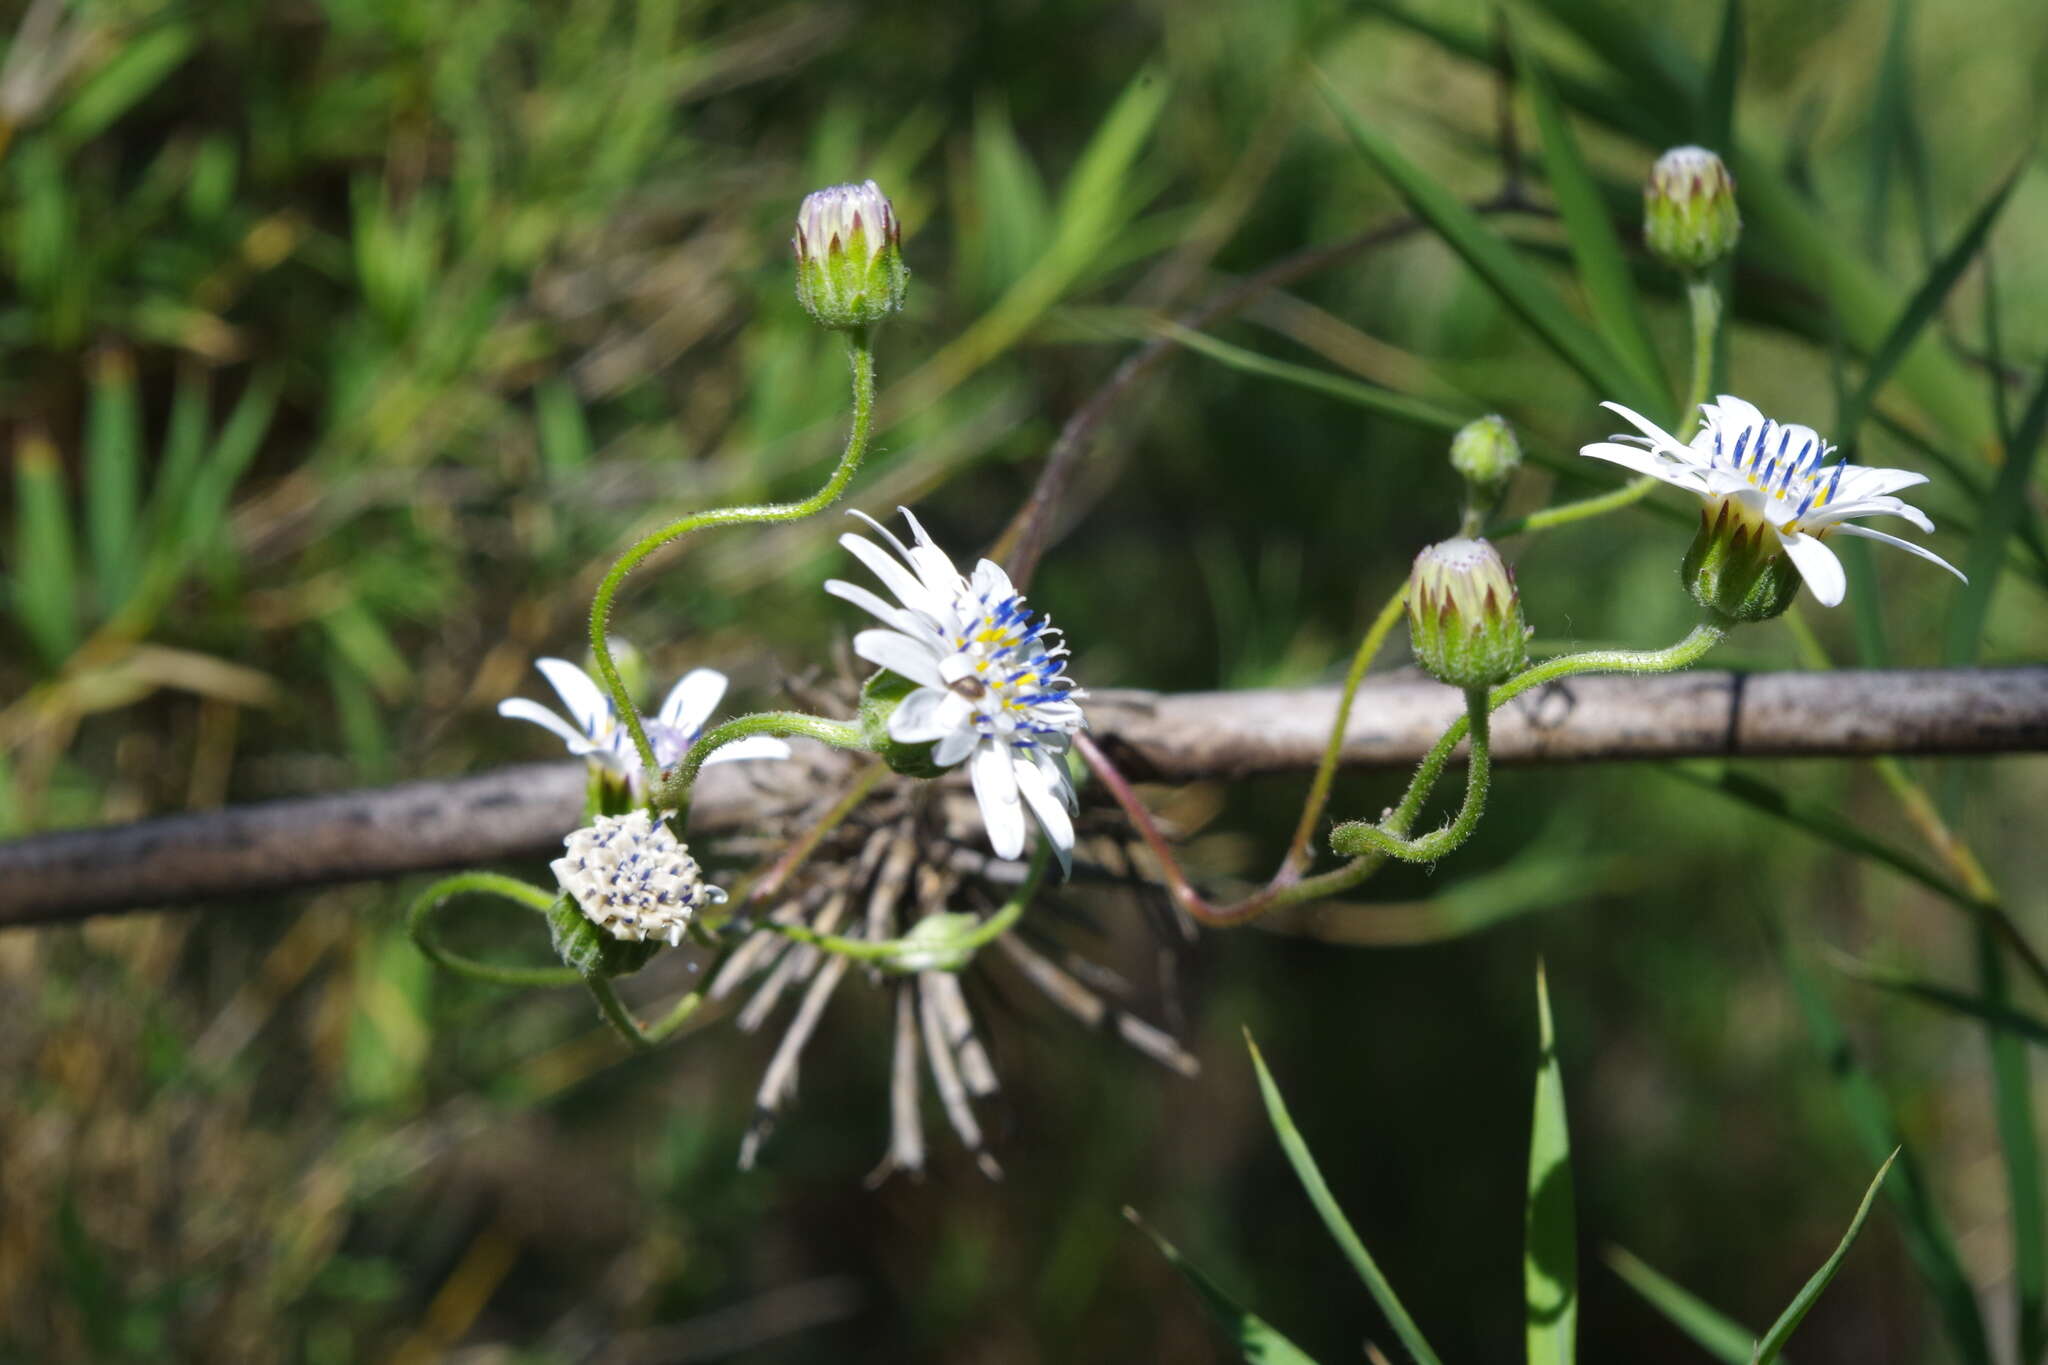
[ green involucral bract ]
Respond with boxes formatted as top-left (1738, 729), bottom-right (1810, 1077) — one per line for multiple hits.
top-left (546, 892), bottom-right (662, 979)
top-left (859, 668), bottom-right (952, 779)
top-left (793, 180), bottom-right (909, 331)
top-left (1643, 145), bottom-right (1741, 274)
top-left (1682, 500), bottom-right (1804, 624)
top-left (1407, 537), bottom-right (1529, 689)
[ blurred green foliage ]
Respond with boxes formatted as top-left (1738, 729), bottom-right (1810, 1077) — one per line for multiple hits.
top-left (1, 0), bottom-right (2046, 1360)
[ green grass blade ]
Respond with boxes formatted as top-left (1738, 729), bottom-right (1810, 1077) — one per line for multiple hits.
top-left (1861, 0), bottom-right (1914, 256)
top-left (1525, 962), bottom-right (1577, 1365)
top-left (1783, 953), bottom-right (1991, 1364)
top-left (1839, 166), bottom-right (2021, 444)
top-left (1157, 322), bottom-right (1472, 433)
top-left (85, 347), bottom-right (144, 613)
top-left (150, 364), bottom-right (213, 540)
top-left (52, 24), bottom-right (197, 147)
top-left (1702, 0), bottom-right (1742, 151)
top-left (1312, 71), bottom-right (1658, 414)
top-left (534, 375), bottom-right (593, 474)
top-left (1837, 954), bottom-right (2048, 1047)
top-left (1977, 926), bottom-right (2047, 1362)
top-left (1749, 1151), bottom-right (1897, 1364)
top-left (1124, 1209), bottom-right (1322, 1365)
top-left (174, 372), bottom-right (279, 565)
top-left (1946, 366), bottom-right (2048, 664)
top-left (1605, 1247), bottom-right (1757, 1365)
top-left (1246, 1033), bottom-right (1444, 1365)
top-left (1508, 28), bottom-right (1667, 419)
top-left (11, 428), bottom-right (81, 667)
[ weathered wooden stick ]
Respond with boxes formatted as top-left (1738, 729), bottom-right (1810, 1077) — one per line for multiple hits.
top-left (2, 666), bottom-right (2042, 927)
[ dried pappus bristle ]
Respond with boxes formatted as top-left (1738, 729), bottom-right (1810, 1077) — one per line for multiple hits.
top-left (550, 810), bottom-right (725, 948)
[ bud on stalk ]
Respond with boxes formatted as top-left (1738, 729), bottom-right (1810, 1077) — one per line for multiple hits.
top-left (1644, 146), bottom-right (1740, 273)
top-left (793, 179), bottom-right (909, 330)
top-left (1406, 537), bottom-right (1528, 689)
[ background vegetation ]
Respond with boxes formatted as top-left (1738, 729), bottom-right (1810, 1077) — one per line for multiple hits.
top-left (2, 0), bottom-right (2045, 1359)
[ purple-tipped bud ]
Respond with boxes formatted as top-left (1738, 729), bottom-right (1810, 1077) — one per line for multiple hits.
top-left (793, 180), bottom-right (908, 330)
top-left (1407, 537), bottom-right (1529, 689)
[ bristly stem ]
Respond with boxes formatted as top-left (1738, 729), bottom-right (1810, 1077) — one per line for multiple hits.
top-left (587, 328), bottom-right (877, 782)
top-left (762, 845), bottom-right (1052, 967)
top-left (1282, 585), bottom-right (1407, 874)
top-left (581, 936), bottom-right (740, 1050)
top-left (660, 712), bottom-right (868, 814)
top-left (408, 872), bottom-right (582, 988)
top-left (1329, 688), bottom-right (1491, 862)
top-left (1683, 273), bottom-right (1721, 422)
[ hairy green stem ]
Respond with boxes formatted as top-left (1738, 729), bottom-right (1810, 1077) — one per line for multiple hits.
top-left (659, 712), bottom-right (867, 814)
top-left (1329, 688), bottom-right (1492, 862)
top-left (1487, 474), bottom-right (1657, 539)
top-left (587, 329), bottom-right (877, 781)
top-left (1282, 586), bottom-right (1407, 873)
top-left (408, 872), bottom-right (582, 988)
top-left (764, 845), bottom-right (1051, 966)
top-left (1683, 274), bottom-right (1720, 421)
top-left (581, 937), bottom-right (740, 1050)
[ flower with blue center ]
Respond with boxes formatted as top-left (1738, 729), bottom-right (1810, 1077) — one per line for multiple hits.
top-left (498, 658), bottom-right (789, 796)
top-left (1580, 394), bottom-right (1964, 616)
top-left (825, 508), bottom-right (1085, 871)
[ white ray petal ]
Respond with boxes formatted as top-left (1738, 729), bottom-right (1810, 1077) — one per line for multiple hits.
top-left (1578, 441), bottom-right (1689, 481)
top-left (1778, 531), bottom-right (1846, 607)
top-left (853, 629), bottom-right (947, 688)
top-left (970, 740), bottom-right (1026, 860)
top-left (1014, 753), bottom-right (1074, 876)
top-left (497, 697), bottom-right (590, 750)
top-left (1599, 401), bottom-right (1690, 455)
top-left (888, 686), bottom-right (973, 743)
top-left (535, 657), bottom-right (609, 736)
top-left (839, 532), bottom-right (945, 617)
top-left (1828, 524), bottom-right (1967, 582)
top-left (932, 727), bottom-right (979, 767)
top-left (823, 578), bottom-right (943, 639)
top-left (656, 668), bottom-right (727, 734)
top-left (1801, 496), bottom-right (1934, 534)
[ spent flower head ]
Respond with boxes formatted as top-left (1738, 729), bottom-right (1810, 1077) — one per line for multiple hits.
top-left (825, 507), bottom-right (1085, 871)
top-left (793, 179), bottom-right (908, 331)
top-left (1407, 537), bottom-right (1528, 688)
top-left (551, 809), bottom-right (725, 949)
top-left (1580, 394), bottom-right (1964, 620)
top-left (1644, 145), bottom-right (1740, 272)
top-left (498, 657), bottom-right (788, 798)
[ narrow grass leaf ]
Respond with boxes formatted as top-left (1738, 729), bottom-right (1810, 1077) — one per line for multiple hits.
top-left (534, 376), bottom-right (593, 474)
top-left (1861, 0), bottom-right (1914, 256)
top-left (85, 347), bottom-right (144, 613)
top-left (1839, 166), bottom-right (2021, 443)
top-left (1605, 1247), bottom-right (1757, 1365)
top-left (1977, 926), bottom-right (2048, 1363)
top-left (1313, 70), bottom-right (1657, 414)
top-left (1525, 962), bottom-right (1577, 1365)
top-left (1702, 0), bottom-right (1742, 152)
top-left (1508, 29), bottom-right (1667, 419)
top-left (11, 429), bottom-right (80, 667)
top-left (52, 25), bottom-right (197, 146)
top-left (1124, 1209), bottom-right (1322, 1365)
top-left (1946, 365), bottom-right (2048, 663)
top-left (1783, 953), bottom-right (1991, 1364)
top-left (1246, 1033), bottom-right (1444, 1365)
top-left (1157, 322), bottom-right (1472, 434)
top-left (1836, 954), bottom-right (2048, 1047)
top-left (1749, 1151), bottom-right (1897, 1363)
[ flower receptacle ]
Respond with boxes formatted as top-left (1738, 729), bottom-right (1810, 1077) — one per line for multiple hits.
top-left (1682, 500), bottom-right (1803, 623)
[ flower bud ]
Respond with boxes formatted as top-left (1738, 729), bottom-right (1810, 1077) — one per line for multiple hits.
top-left (1449, 414), bottom-right (1521, 497)
top-left (1681, 500), bottom-right (1802, 623)
top-left (793, 179), bottom-right (908, 331)
top-left (1644, 146), bottom-right (1740, 272)
top-left (1407, 537), bottom-right (1528, 689)
top-left (549, 811), bottom-right (725, 975)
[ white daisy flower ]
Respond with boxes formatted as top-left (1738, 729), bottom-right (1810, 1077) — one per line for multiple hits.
top-left (497, 657), bottom-right (789, 794)
top-left (551, 810), bottom-right (726, 947)
top-left (825, 508), bottom-right (1086, 871)
top-left (1579, 393), bottom-right (1965, 606)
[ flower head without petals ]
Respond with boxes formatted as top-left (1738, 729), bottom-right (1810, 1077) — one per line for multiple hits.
top-left (552, 810), bottom-right (725, 949)
top-left (825, 508), bottom-right (1085, 872)
top-left (1579, 393), bottom-right (1964, 619)
top-left (497, 658), bottom-right (788, 797)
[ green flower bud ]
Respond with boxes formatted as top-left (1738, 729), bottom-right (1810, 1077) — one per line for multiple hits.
top-left (793, 180), bottom-right (908, 331)
top-left (1681, 499), bottom-right (1802, 624)
top-left (883, 912), bottom-right (984, 974)
top-left (1407, 537), bottom-right (1528, 689)
top-left (1644, 146), bottom-right (1740, 272)
top-left (1449, 414), bottom-right (1522, 496)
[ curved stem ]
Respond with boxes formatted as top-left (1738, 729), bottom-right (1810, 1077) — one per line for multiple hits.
top-left (587, 329), bottom-right (876, 779)
top-left (1487, 474), bottom-right (1657, 539)
top-left (1330, 689), bottom-right (1492, 862)
top-left (659, 712), bottom-right (867, 813)
top-left (763, 845), bottom-right (1051, 967)
top-left (1282, 586), bottom-right (1406, 873)
top-left (408, 871), bottom-right (582, 988)
top-left (581, 937), bottom-right (741, 1050)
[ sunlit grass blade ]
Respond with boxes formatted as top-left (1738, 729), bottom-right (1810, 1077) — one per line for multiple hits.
top-left (1838, 165), bottom-right (2021, 443)
top-left (1246, 1032), bottom-right (1444, 1365)
top-left (534, 375), bottom-right (593, 474)
top-left (1749, 1151), bottom-right (1896, 1364)
top-left (1509, 29), bottom-right (1666, 419)
top-left (1605, 1247), bottom-right (1757, 1365)
top-left (1947, 365), bottom-right (2048, 664)
top-left (1702, 0), bottom-right (1741, 151)
top-left (1157, 322), bottom-right (1471, 433)
top-left (51, 23), bottom-right (197, 146)
top-left (1124, 1209), bottom-right (1322, 1365)
top-left (1783, 953), bottom-right (1991, 1364)
top-left (1312, 70), bottom-right (1659, 415)
top-left (11, 427), bottom-right (81, 668)
top-left (1525, 962), bottom-right (1577, 1365)
top-left (85, 347), bottom-right (144, 614)
top-left (967, 96), bottom-right (1054, 302)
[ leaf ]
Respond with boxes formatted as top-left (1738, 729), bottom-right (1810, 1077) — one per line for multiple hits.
top-left (1946, 365), bottom-right (2048, 664)
top-left (1976, 926), bottom-right (2048, 1363)
top-left (53, 24), bottom-right (198, 146)
top-left (1749, 1150), bottom-right (1897, 1363)
top-left (1702, 0), bottom-right (1742, 153)
top-left (1836, 955), bottom-right (2048, 1047)
top-left (1312, 70), bottom-right (1658, 415)
top-left (1783, 953), bottom-right (1991, 1364)
top-left (1125, 1209), bottom-right (1322, 1365)
top-left (1525, 962), bottom-right (1577, 1365)
top-left (1508, 29), bottom-right (1667, 420)
top-left (1605, 1247), bottom-right (1758, 1365)
top-left (1156, 322), bottom-right (1473, 434)
top-left (1246, 1032), bottom-right (1445, 1365)
top-left (10, 427), bottom-right (80, 667)
top-left (1861, 0), bottom-right (1916, 256)
top-left (85, 347), bottom-right (144, 614)
top-left (534, 375), bottom-right (593, 474)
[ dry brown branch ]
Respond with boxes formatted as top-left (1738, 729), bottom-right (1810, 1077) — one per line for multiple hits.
top-left (1, 666), bottom-right (2043, 927)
